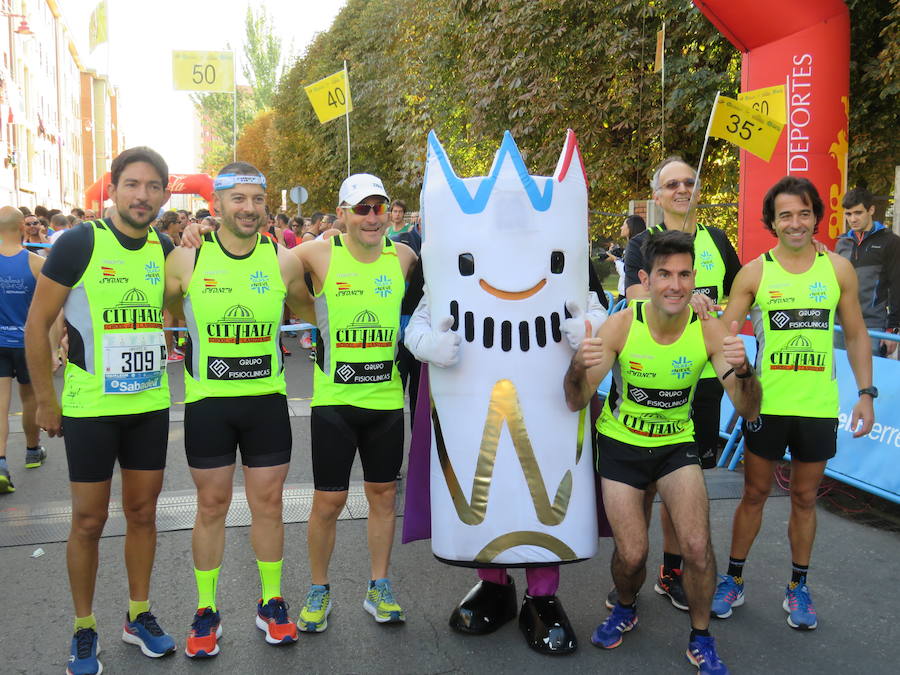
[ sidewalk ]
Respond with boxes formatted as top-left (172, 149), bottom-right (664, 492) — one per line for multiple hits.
top-left (1, 358), bottom-right (897, 673)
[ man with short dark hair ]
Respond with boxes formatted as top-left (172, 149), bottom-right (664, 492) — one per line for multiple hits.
top-left (713, 176), bottom-right (875, 631)
top-left (26, 146), bottom-right (178, 674)
top-left (566, 230), bottom-right (760, 673)
top-left (387, 199), bottom-right (412, 237)
top-left (618, 156), bottom-right (742, 612)
top-left (834, 186), bottom-right (900, 356)
top-left (0, 206), bottom-right (49, 494)
top-left (167, 161), bottom-right (313, 657)
top-left (301, 212), bottom-right (325, 243)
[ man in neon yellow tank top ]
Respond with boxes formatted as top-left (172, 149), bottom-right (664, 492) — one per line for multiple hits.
top-left (166, 162), bottom-right (314, 657)
top-left (291, 174), bottom-right (419, 631)
top-left (621, 156), bottom-right (743, 612)
top-left (25, 147), bottom-right (177, 674)
top-left (714, 176), bottom-right (875, 630)
top-left (565, 231), bottom-right (761, 674)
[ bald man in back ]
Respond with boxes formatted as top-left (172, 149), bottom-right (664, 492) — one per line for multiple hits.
top-left (0, 206), bottom-right (50, 492)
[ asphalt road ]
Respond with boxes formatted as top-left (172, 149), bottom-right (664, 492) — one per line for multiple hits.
top-left (1, 344), bottom-right (898, 674)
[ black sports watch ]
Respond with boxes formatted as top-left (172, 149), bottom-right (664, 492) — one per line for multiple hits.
top-left (858, 386), bottom-right (878, 399)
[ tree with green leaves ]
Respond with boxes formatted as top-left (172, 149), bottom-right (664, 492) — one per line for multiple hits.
top-left (194, 5), bottom-right (286, 175)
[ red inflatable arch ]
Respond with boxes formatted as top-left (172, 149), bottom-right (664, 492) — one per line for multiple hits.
top-left (84, 173), bottom-right (216, 215)
top-left (693, 0), bottom-right (850, 261)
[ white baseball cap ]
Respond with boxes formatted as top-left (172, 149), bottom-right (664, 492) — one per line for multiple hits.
top-left (338, 173), bottom-right (389, 206)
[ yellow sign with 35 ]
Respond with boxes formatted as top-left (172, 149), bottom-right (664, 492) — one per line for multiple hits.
top-left (172, 51), bottom-right (235, 93)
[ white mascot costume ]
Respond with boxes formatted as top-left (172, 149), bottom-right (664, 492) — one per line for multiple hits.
top-left (405, 129), bottom-right (605, 654)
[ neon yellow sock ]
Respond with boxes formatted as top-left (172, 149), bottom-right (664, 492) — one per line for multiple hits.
top-left (74, 614), bottom-right (97, 631)
top-left (194, 566), bottom-right (220, 611)
top-left (128, 599), bottom-right (150, 622)
top-left (257, 559), bottom-right (283, 603)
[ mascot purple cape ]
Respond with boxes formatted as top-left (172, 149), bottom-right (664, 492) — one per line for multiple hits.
top-left (403, 129), bottom-right (611, 654)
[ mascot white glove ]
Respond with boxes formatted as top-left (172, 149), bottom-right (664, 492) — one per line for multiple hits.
top-left (561, 291), bottom-right (608, 351)
top-left (404, 295), bottom-right (461, 368)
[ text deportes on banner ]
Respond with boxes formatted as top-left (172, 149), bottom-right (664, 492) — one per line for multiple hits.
top-left (172, 51), bottom-right (235, 93)
top-left (708, 95), bottom-right (785, 162)
top-left (304, 69), bottom-right (353, 124)
top-left (737, 85), bottom-right (787, 125)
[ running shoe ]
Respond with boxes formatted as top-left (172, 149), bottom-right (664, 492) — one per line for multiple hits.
top-left (590, 603), bottom-right (637, 649)
top-left (256, 597), bottom-right (299, 644)
top-left (25, 446), bottom-right (46, 468)
top-left (167, 351), bottom-right (184, 362)
top-left (185, 607), bottom-right (221, 658)
top-left (686, 634), bottom-right (730, 674)
top-left (67, 627), bottom-right (101, 675)
top-left (0, 464), bottom-right (14, 493)
top-left (299, 585), bottom-right (332, 632)
top-left (783, 584), bottom-right (817, 630)
top-left (121, 611), bottom-right (176, 657)
top-left (300, 333), bottom-right (312, 349)
top-left (363, 579), bottom-right (406, 623)
top-left (654, 564), bottom-right (689, 611)
top-left (711, 575), bottom-right (744, 619)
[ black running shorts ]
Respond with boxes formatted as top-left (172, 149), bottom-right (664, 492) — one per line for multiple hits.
top-left (0, 346), bottom-right (30, 384)
top-left (742, 414), bottom-right (837, 463)
top-left (63, 409), bottom-right (169, 482)
top-left (310, 405), bottom-right (404, 491)
top-left (184, 393), bottom-right (292, 469)
top-left (693, 376), bottom-right (724, 470)
top-left (595, 432), bottom-right (700, 490)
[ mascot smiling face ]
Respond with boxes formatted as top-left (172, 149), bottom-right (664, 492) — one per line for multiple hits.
top-left (420, 130), bottom-right (597, 566)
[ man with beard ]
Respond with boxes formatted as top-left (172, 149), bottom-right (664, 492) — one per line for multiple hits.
top-left (25, 147), bottom-right (177, 675)
top-left (165, 162), bottom-right (313, 657)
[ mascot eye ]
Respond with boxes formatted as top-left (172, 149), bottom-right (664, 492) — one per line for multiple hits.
top-left (551, 251), bottom-right (565, 274)
top-left (458, 253), bottom-right (475, 276)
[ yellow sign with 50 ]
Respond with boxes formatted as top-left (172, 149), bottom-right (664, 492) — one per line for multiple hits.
top-left (172, 51), bottom-right (235, 93)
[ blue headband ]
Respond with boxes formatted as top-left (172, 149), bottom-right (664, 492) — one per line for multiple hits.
top-left (214, 173), bottom-right (267, 191)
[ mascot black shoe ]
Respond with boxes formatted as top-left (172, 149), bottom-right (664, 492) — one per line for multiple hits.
top-left (449, 577), bottom-right (517, 634)
top-left (518, 594), bottom-right (577, 655)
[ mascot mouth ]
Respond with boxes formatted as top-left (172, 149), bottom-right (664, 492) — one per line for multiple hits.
top-left (478, 278), bottom-right (546, 300)
top-left (450, 301), bottom-right (571, 352)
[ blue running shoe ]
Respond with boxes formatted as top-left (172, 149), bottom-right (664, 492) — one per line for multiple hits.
top-left (711, 575), bottom-right (744, 619)
top-left (783, 584), bottom-right (817, 630)
top-left (590, 603), bottom-right (637, 649)
top-left (256, 597), bottom-right (299, 644)
top-left (364, 579), bottom-right (406, 623)
top-left (67, 628), bottom-right (101, 675)
top-left (686, 634), bottom-right (729, 674)
top-left (121, 611), bottom-right (176, 657)
top-left (185, 608), bottom-right (222, 658)
top-left (299, 585), bottom-right (332, 632)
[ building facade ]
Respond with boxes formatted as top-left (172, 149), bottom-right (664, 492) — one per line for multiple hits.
top-left (0, 0), bottom-right (122, 212)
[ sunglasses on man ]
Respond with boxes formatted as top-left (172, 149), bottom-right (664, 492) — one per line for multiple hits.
top-left (343, 202), bottom-right (389, 216)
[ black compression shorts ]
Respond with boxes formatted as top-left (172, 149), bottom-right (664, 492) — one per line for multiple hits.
top-left (63, 409), bottom-right (169, 482)
top-left (595, 432), bottom-right (700, 490)
top-left (742, 414), bottom-right (837, 463)
top-left (693, 376), bottom-right (724, 469)
top-left (184, 393), bottom-right (292, 469)
top-left (0, 346), bottom-right (30, 384)
top-left (310, 405), bottom-right (403, 491)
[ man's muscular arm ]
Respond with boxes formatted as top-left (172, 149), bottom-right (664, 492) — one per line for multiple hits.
top-left (564, 311), bottom-right (626, 411)
top-left (705, 318), bottom-right (761, 420)
top-left (832, 253), bottom-right (874, 437)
